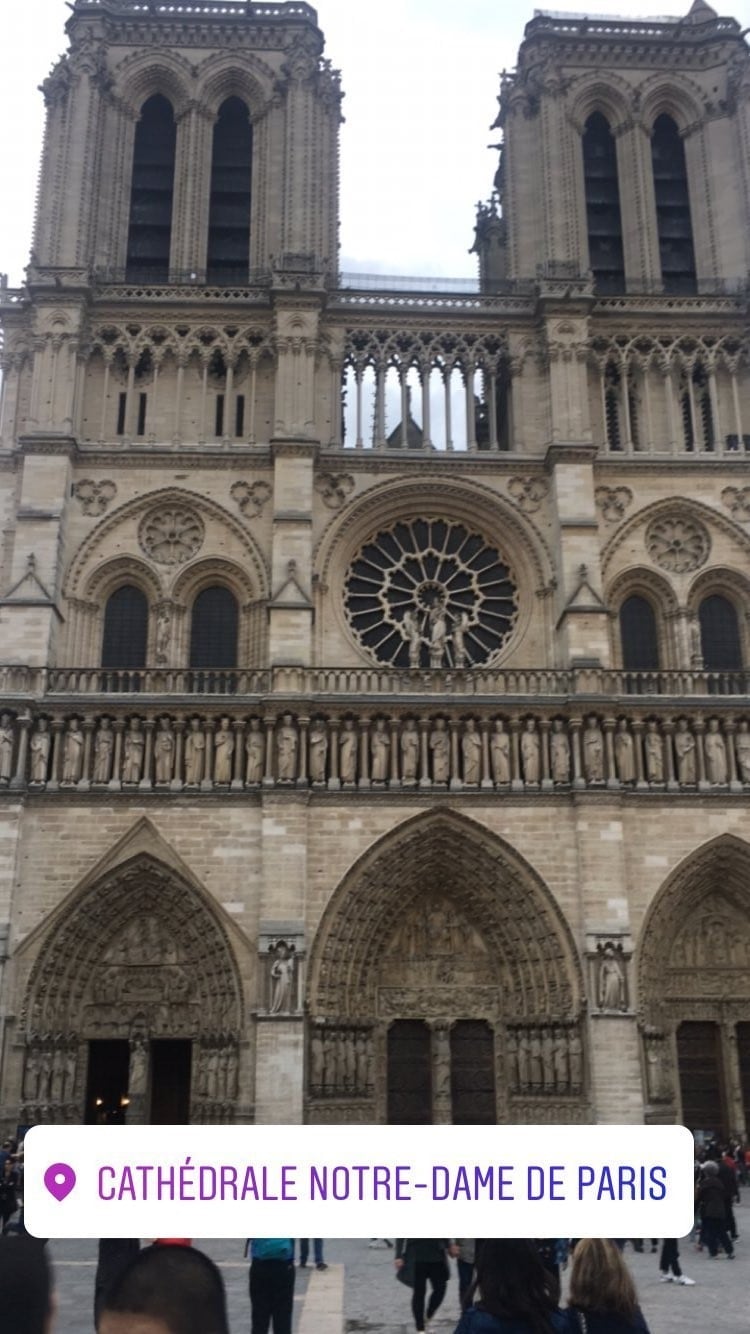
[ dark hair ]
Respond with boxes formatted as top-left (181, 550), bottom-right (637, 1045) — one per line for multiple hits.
top-left (470, 1239), bottom-right (560, 1334)
top-left (0, 1235), bottom-right (53, 1334)
top-left (100, 1243), bottom-right (229, 1334)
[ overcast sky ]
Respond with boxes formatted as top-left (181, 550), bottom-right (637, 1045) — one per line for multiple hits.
top-left (0, 0), bottom-right (732, 285)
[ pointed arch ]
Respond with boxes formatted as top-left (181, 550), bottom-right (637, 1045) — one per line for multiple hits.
top-left (307, 808), bottom-right (583, 1023)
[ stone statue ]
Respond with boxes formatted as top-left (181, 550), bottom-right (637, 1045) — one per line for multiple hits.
top-left (339, 718), bottom-right (357, 784)
top-left (614, 719), bottom-right (635, 783)
top-left (0, 713), bottom-right (14, 783)
top-left (704, 718), bottom-right (727, 785)
top-left (30, 718), bottom-right (50, 783)
top-left (490, 719), bottom-right (511, 784)
top-left (309, 719), bottom-right (328, 783)
top-left (154, 717), bottom-right (174, 784)
top-left (644, 1035), bottom-right (670, 1102)
top-left (213, 716), bottom-right (234, 783)
top-left (121, 718), bottom-right (145, 783)
top-left (355, 1031), bottom-right (370, 1093)
top-left (155, 609), bottom-right (171, 664)
top-left (128, 1037), bottom-right (149, 1095)
top-left (402, 608), bottom-right (422, 669)
top-left (644, 720), bottom-right (664, 782)
top-left (583, 716), bottom-right (604, 782)
top-left (553, 1030), bottom-right (569, 1090)
top-left (400, 718), bottom-right (419, 782)
top-left (529, 1029), bottom-right (543, 1086)
top-left (550, 719), bottom-right (570, 784)
top-left (344, 1031), bottom-right (357, 1088)
top-left (516, 1031), bottom-right (529, 1089)
top-left (521, 717), bottom-right (540, 783)
top-left (462, 718), bottom-right (481, 784)
top-left (92, 718), bottom-right (114, 784)
top-left (568, 1030), bottom-right (583, 1091)
top-left (184, 717), bottom-right (205, 784)
top-left (541, 1027), bottom-right (555, 1088)
top-left (61, 718), bottom-right (84, 784)
top-left (429, 605), bottom-right (448, 669)
top-left (429, 718), bottom-right (450, 782)
top-left (370, 718), bottom-right (390, 781)
top-left (276, 714), bottom-right (298, 781)
top-left (269, 942), bottom-right (295, 1013)
top-left (506, 1030), bottom-right (518, 1088)
top-left (245, 718), bottom-right (264, 784)
top-left (23, 1048), bottom-right (40, 1101)
top-left (310, 1030), bottom-right (325, 1089)
top-left (452, 611), bottom-right (470, 669)
top-left (598, 943), bottom-right (626, 1011)
top-left (674, 718), bottom-right (696, 785)
top-left (736, 719), bottom-right (750, 783)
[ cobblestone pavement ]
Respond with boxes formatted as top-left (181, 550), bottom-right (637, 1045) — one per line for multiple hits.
top-left (43, 1203), bottom-right (748, 1333)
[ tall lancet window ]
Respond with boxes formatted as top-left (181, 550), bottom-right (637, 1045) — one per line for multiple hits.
top-left (651, 114), bottom-right (696, 294)
top-left (582, 112), bottom-right (625, 293)
top-left (207, 97), bottom-right (253, 284)
top-left (126, 95), bottom-right (177, 282)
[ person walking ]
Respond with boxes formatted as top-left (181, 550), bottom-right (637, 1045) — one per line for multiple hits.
top-left (453, 1238), bottom-right (568, 1334)
top-left (695, 1161), bottom-right (734, 1258)
top-left (298, 1238), bottom-right (327, 1270)
top-left (247, 1238), bottom-right (295, 1334)
top-left (657, 1238), bottom-right (695, 1285)
top-left (456, 1240), bottom-right (477, 1308)
top-left (396, 1238), bottom-right (457, 1334)
top-left (565, 1238), bottom-right (651, 1333)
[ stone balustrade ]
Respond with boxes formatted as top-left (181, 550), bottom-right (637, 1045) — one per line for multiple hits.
top-left (0, 703), bottom-right (748, 794)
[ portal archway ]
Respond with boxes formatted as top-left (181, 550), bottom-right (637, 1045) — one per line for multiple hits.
top-left (306, 810), bottom-right (586, 1124)
top-left (638, 835), bottom-right (750, 1137)
top-left (16, 852), bottom-right (244, 1125)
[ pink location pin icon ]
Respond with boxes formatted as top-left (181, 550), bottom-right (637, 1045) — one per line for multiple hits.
top-left (44, 1162), bottom-right (76, 1202)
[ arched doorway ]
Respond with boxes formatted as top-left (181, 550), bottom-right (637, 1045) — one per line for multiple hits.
top-left (306, 811), bottom-right (585, 1124)
top-left (16, 852), bottom-right (244, 1125)
top-left (638, 835), bottom-right (750, 1139)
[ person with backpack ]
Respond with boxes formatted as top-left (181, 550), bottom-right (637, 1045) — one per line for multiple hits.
top-left (247, 1238), bottom-right (295, 1334)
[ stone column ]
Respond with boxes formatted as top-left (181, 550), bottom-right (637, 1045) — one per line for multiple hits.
top-left (449, 720), bottom-right (461, 791)
top-left (540, 718), bottom-right (552, 792)
top-left (327, 719), bottom-right (340, 790)
top-left (663, 720), bottom-right (677, 791)
top-left (11, 715), bottom-right (31, 790)
top-left (694, 719), bottom-right (708, 790)
top-left (140, 719), bottom-right (155, 791)
top-left (358, 718), bottom-right (370, 788)
top-left (232, 719), bottom-right (246, 790)
top-left (389, 717), bottom-right (400, 788)
top-left (171, 718), bottom-right (185, 791)
top-left (720, 1022), bottom-right (746, 1140)
top-left (297, 717), bottom-right (309, 788)
top-left (510, 718), bottom-right (523, 791)
top-left (201, 720), bottom-right (214, 791)
top-left (604, 718), bottom-right (618, 790)
top-left (570, 719), bottom-right (584, 790)
top-left (419, 719), bottom-right (431, 789)
top-left (632, 719), bottom-right (646, 790)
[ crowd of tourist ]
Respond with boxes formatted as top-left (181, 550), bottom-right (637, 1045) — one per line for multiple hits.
top-left (0, 1138), bottom-right (745, 1334)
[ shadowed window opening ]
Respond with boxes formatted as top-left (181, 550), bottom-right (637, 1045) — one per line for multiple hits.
top-left (102, 585), bottom-right (148, 668)
top-left (126, 95), bottom-right (177, 282)
top-left (583, 113), bottom-right (625, 294)
top-left (207, 97), bottom-right (253, 284)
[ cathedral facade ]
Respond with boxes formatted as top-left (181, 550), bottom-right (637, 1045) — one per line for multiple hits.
top-left (0, 0), bottom-right (749, 1136)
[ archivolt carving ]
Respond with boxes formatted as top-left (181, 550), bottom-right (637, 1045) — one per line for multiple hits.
top-left (113, 51), bottom-right (194, 118)
top-left (81, 555), bottom-right (164, 607)
top-left (65, 488), bottom-right (269, 601)
top-left (636, 70), bottom-right (709, 134)
top-left (307, 809), bottom-right (583, 1024)
top-left (685, 564), bottom-right (750, 614)
top-left (565, 73), bottom-right (633, 134)
top-left (637, 835), bottom-right (750, 1023)
top-left (19, 851), bottom-right (244, 1042)
top-left (170, 556), bottom-right (259, 608)
top-left (195, 50), bottom-right (277, 116)
top-left (605, 566), bottom-right (678, 618)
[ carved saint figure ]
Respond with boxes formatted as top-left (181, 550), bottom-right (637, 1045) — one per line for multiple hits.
top-left (704, 718), bottom-right (727, 785)
top-left (402, 608), bottom-right (422, 669)
top-left (529, 1029), bottom-right (543, 1086)
top-left (270, 942), bottom-right (295, 1013)
top-left (541, 1028), bottom-right (555, 1088)
top-left (736, 719), bottom-right (750, 783)
top-left (645, 1035), bottom-right (670, 1102)
top-left (122, 718), bottom-right (144, 783)
top-left (276, 714), bottom-right (298, 782)
top-left (0, 713), bottom-right (13, 783)
top-left (516, 1031), bottom-right (529, 1089)
top-left (30, 718), bottom-right (51, 783)
top-left (309, 719), bottom-right (328, 783)
top-left (155, 609), bottom-right (171, 664)
top-left (154, 717), bottom-right (174, 784)
top-left (614, 719), bottom-right (635, 783)
top-left (128, 1037), bottom-right (149, 1096)
top-left (93, 718), bottom-right (114, 784)
top-left (430, 717), bottom-right (450, 783)
top-left (674, 718), bottom-right (696, 785)
top-left (553, 1031), bottom-right (569, 1090)
top-left (490, 719), bottom-right (511, 784)
top-left (644, 720), bottom-right (664, 783)
top-left (598, 943), bottom-right (626, 1011)
top-left (462, 718), bottom-right (481, 784)
top-left (185, 717), bottom-right (206, 785)
top-left (521, 717), bottom-right (540, 783)
top-left (550, 719), bottom-right (570, 784)
top-left (429, 605), bottom-right (448, 669)
top-left (213, 716), bottom-right (234, 783)
top-left (400, 718), bottom-right (419, 782)
top-left (355, 1031), bottom-right (370, 1094)
top-left (583, 716), bottom-right (604, 782)
top-left (452, 612), bottom-right (470, 669)
top-left (310, 1030), bottom-right (325, 1089)
top-left (339, 718), bottom-right (357, 784)
top-left (245, 718), bottom-right (264, 784)
top-left (62, 718), bottom-right (84, 784)
top-left (568, 1030), bottom-right (583, 1091)
top-left (370, 718), bottom-right (390, 781)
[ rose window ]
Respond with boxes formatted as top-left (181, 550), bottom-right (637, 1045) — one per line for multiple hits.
top-left (139, 506), bottom-right (205, 565)
top-left (645, 514), bottom-right (709, 574)
top-left (344, 518), bottom-right (519, 668)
